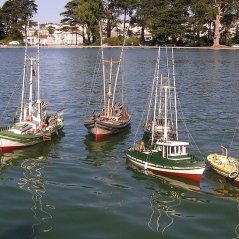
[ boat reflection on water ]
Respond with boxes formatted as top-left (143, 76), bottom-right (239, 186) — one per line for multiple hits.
top-left (202, 169), bottom-right (239, 239)
top-left (84, 128), bottom-right (130, 153)
top-left (0, 142), bottom-right (51, 166)
top-left (19, 155), bottom-right (55, 237)
top-left (0, 142), bottom-right (55, 238)
top-left (127, 162), bottom-right (202, 234)
top-left (127, 160), bottom-right (201, 191)
top-left (202, 168), bottom-right (239, 198)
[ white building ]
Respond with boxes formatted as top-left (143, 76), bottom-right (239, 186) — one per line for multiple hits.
top-left (25, 24), bottom-right (83, 45)
top-left (53, 30), bottom-right (83, 45)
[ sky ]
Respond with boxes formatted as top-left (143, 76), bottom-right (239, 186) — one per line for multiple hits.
top-left (0, 0), bottom-right (69, 23)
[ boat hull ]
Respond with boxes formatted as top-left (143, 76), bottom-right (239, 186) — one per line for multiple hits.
top-left (127, 148), bottom-right (205, 182)
top-left (207, 153), bottom-right (239, 183)
top-left (87, 119), bottom-right (131, 141)
top-left (0, 125), bottom-right (64, 153)
top-left (0, 137), bottom-right (43, 153)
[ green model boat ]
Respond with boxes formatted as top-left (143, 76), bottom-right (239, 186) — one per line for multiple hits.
top-left (126, 47), bottom-right (205, 182)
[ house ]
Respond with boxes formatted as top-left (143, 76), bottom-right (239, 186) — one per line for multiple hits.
top-left (25, 24), bottom-right (83, 45)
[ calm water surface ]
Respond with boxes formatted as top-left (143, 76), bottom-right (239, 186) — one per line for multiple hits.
top-left (0, 47), bottom-right (239, 239)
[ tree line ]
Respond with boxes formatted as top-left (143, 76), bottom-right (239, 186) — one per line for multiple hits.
top-left (1, 0), bottom-right (239, 47)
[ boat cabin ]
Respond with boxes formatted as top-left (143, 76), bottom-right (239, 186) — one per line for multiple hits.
top-left (155, 140), bottom-right (189, 159)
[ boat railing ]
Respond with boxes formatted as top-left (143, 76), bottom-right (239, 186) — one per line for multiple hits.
top-left (0, 125), bottom-right (11, 132)
top-left (48, 109), bottom-right (64, 120)
top-left (231, 161), bottom-right (239, 171)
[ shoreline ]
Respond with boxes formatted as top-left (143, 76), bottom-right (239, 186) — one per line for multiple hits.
top-left (1, 45), bottom-right (239, 50)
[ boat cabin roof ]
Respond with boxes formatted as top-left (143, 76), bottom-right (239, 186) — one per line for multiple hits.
top-left (156, 140), bottom-right (189, 147)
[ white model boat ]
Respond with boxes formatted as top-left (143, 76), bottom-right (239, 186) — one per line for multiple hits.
top-left (0, 24), bottom-right (64, 152)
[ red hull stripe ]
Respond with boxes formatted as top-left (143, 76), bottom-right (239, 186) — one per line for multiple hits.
top-left (0, 145), bottom-right (31, 153)
top-left (94, 133), bottom-right (113, 141)
top-left (149, 168), bottom-right (202, 182)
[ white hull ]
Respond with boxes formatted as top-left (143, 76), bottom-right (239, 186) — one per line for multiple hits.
top-left (0, 137), bottom-right (42, 152)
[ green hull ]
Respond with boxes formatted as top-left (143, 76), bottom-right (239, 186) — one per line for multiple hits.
top-left (126, 147), bottom-right (205, 182)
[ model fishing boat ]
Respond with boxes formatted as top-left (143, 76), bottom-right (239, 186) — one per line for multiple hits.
top-left (84, 24), bottom-right (131, 141)
top-left (0, 25), bottom-right (64, 153)
top-left (126, 47), bottom-right (205, 182)
top-left (207, 146), bottom-right (239, 183)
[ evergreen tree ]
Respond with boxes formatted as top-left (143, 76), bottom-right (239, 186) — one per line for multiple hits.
top-left (61, 0), bottom-right (103, 44)
top-left (0, 0), bottom-right (37, 40)
top-left (149, 0), bottom-right (190, 45)
top-left (190, 0), bottom-right (239, 47)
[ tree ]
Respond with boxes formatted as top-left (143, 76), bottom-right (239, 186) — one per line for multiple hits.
top-left (47, 25), bottom-right (55, 35)
top-left (150, 0), bottom-right (190, 45)
top-left (130, 0), bottom-right (154, 45)
top-left (0, 8), bottom-right (5, 40)
top-left (188, 0), bottom-right (212, 46)
top-left (61, 0), bottom-right (83, 44)
top-left (61, 0), bottom-right (103, 44)
top-left (190, 0), bottom-right (239, 47)
top-left (115, 0), bottom-right (133, 30)
top-left (1, 0), bottom-right (37, 40)
top-left (101, 0), bottom-right (121, 38)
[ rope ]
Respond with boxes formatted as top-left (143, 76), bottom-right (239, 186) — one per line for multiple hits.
top-left (228, 119), bottom-right (239, 155)
top-left (176, 94), bottom-right (205, 159)
top-left (85, 48), bottom-right (102, 117)
top-left (0, 71), bottom-right (23, 123)
top-left (133, 82), bottom-right (153, 146)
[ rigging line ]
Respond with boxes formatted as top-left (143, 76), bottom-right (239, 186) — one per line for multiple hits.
top-left (176, 94), bottom-right (204, 157)
top-left (228, 119), bottom-right (239, 155)
top-left (220, 116), bottom-right (229, 148)
top-left (85, 48), bottom-right (101, 116)
top-left (133, 100), bottom-right (149, 145)
top-left (90, 48), bottom-right (101, 99)
top-left (0, 71), bottom-right (23, 122)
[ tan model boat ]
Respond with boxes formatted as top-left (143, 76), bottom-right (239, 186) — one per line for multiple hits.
top-left (207, 148), bottom-right (239, 183)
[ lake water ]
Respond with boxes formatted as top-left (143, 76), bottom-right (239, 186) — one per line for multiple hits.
top-left (0, 47), bottom-right (239, 239)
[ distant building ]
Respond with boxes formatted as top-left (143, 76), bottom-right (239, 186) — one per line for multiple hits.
top-left (25, 23), bottom-right (83, 46)
top-left (24, 22), bottom-right (155, 45)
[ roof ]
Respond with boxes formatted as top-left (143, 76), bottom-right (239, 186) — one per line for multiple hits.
top-left (156, 140), bottom-right (189, 147)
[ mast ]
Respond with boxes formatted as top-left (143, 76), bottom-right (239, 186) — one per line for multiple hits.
top-left (155, 48), bottom-right (161, 118)
top-left (37, 23), bottom-right (41, 121)
top-left (37, 23), bottom-right (40, 101)
top-left (163, 85), bottom-right (168, 140)
top-left (107, 59), bottom-right (113, 117)
top-left (110, 28), bottom-right (127, 113)
top-left (151, 70), bottom-right (159, 145)
top-left (158, 71), bottom-right (163, 120)
top-left (166, 47), bottom-right (173, 130)
top-left (29, 58), bottom-right (33, 116)
top-left (172, 48), bottom-right (178, 140)
top-left (20, 22), bottom-right (29, 122)
top-left (146, 47), bottom-right (160, 123)
top-left (99, 22), bottom-right (106, 116)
